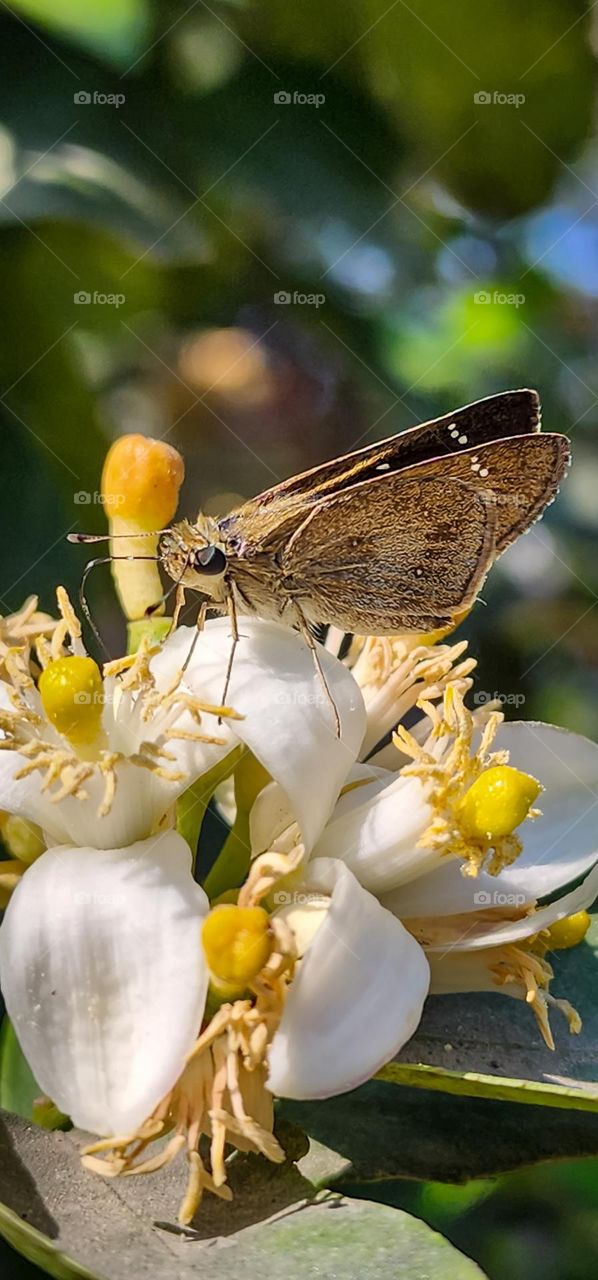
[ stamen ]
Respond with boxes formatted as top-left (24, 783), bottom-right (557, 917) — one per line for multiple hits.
top-left (489, 943), bottom-right (582, 1050)
top-left (394, 686), bottom-right (539, 878)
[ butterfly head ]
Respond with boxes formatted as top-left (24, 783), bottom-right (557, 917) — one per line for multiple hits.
top-left (160, 516), bottom-right (228, 599)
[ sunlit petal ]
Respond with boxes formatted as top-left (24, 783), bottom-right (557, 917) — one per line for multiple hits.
top-left (160, 619), bottom-right (366, 851)
top-left (267, 858), bottom-right (430, 1098)
top-left (0, 831), bottom-right (208, 1135)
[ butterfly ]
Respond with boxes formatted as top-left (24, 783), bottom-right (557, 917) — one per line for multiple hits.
top-left (156, 389), bottom-right (568, 733)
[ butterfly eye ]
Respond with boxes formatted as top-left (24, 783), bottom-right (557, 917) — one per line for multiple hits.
top-left (192, 545), bottom-right (227, 576)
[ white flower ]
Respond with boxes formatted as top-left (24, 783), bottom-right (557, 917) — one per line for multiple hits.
top-left (0, 596), bottom-right (367, 1220)
top-left (0, 591), bottom-right (365, 852)
top-left (2, 605), bottom-right (596, 1226)
top-left (252, 687), bottom-right (598, 1051)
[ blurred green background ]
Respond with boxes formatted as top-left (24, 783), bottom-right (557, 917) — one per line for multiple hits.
top-left (1, 1), bottom-right (598, 1276)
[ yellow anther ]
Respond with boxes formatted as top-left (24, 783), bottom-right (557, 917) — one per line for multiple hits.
top-left (457, 765), bottom-right (541, 841)
top-left (547, 911), bottom-right (591, 951)
top-left (38, 656), bottom-right (104, 746)
top-left (202, 904), bottom-right (272, 997)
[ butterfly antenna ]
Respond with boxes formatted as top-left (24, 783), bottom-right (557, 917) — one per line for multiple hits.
top-left (79, 553), bottom-right (162, 660)
top-left (68, 530), bottom-right (170, 544)
top-left (145, 552), bottom-right (191, 618)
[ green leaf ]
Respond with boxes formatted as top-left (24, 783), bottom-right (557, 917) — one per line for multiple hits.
top-left (0, 1113), bottom-right (486, 1279)
top-left (281, 1080), bottom-right (598, 1185)
top-left (0, 1019), bottom-right (40, 1122)
top-left (6, 0), bottom-right (151, 67)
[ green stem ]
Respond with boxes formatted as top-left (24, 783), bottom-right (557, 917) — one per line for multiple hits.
top-left (127, 617), bottom-right (173, 652)
top-left (203, 808), bottom-right (252, 900)
top-left (176, 747), bottom-right (243, 872)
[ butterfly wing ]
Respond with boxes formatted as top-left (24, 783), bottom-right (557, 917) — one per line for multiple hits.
top-left (220, 389), bottom-right (540, 554)
top-left (279, 433), bottom-right (568, 633)
top-left (394, 431), bottom-right (569, 553)
top-left (280, 474), bottom-right (498, 633)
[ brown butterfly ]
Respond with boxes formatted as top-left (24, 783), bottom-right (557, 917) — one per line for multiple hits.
top-left (154, 389), bottom-right (568, 733)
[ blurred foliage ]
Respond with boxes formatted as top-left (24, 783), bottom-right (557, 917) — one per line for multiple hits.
top-left (1, 0), bottom-right (598, 1277)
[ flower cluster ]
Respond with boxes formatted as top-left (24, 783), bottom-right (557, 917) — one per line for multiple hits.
top-left (0, 438), bottom-right (596, 1227)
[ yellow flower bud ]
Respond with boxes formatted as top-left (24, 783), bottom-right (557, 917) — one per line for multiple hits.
top-left (0, 858), bottom-right (26, 907)
top-left (202, 904), bottom-right (272, 998)
top-left (101, 434), bottom-right (185, 621)
top-left (102, 434), bottom-right (184, 529)
top-left (458, 765), bottom-right (541, 841)
top-left (38, 656), bottom-right (104, 746)
top-left (0, 813), bottom-right (44, 864)
top-left (547, 911), bottom-right (591, 951)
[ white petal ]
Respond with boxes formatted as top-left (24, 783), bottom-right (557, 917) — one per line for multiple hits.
top-left (267, 858), bottom-right (430, 1099)
top-left (311, 771), bottom-right (442, 892)
top-left (0, 749), bottom-right (72, 844)
top-left (0, 831), bottom-right (208, 1135)
top-left (480, 721), bottom-right (598, 898)
top-left (158, 619), bottom-right (366, 852)
top-left (441, 859), bottom-right (598, 952)
top-left (250, 763), bottom-right (383, 856)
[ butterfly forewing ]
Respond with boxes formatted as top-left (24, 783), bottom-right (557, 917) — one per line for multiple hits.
top-left (392, 432), bottom-right (569, 553)
top-left (219, 389), bottom-right (541, 555)
top-left (280, 474), bottom-right (498, 633)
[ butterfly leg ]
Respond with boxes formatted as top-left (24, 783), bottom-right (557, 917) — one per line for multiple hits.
top-left (172, 584), bottom-right (187, 630)
top-left (219, 590), bottom-right (239, 721)
top-left (294, 604), bottom-right (342, 739)
top-left (180, 598), bottom-right (208, 675)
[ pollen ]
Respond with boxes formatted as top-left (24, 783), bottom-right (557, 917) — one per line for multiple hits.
top-left (38, 656), bottom-right (104, 746)
top-left (457, 765), bottom-right (541, 841)
top-left (202, 904), bottom-right (273, 996)
top-left (547, 910), bottom-right (591, 951)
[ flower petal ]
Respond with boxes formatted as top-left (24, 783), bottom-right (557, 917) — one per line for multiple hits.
top-left (267, 858), bottom-right (430, 1099)
top-left (311, 772), bottom-right (442, 892)
top-left (158, 619), bottom-right (366, 851)
top-left (481, 721), bottom-right (598, 898)
top-left (381, 720), bottom-right (598, 918)
top-left (0, 831), bottom-right (208, 1135)
top-left (250, 763), bottom-right (383, 856)
top-left (440, 859), bottom-right (598, 952)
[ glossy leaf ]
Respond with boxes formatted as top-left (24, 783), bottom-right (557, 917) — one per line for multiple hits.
top-left (0, 1113), bottom-right (486, 1279)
